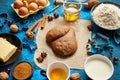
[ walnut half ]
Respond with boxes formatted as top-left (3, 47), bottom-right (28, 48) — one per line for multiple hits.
top-left (70, 73), bottom-right (80, 80)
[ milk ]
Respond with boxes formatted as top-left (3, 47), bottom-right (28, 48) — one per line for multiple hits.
top-left (85, 59), bottom-right (112, 80)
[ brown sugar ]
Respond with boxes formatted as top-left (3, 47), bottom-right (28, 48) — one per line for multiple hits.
top-left (13, 62), bottom-right (33, 79)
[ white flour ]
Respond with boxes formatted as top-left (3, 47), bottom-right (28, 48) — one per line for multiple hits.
top-left (92, 3), bottom-right (120, 30)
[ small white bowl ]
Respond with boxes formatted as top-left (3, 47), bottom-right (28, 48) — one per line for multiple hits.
top-left (84, 54), bottom-right (114, 80)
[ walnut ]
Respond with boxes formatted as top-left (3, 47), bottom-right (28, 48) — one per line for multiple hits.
top-left (0, 72), bottom-right (9, 80)
top-left (70, 73), bottom-right (80, 80)
top-left (10, 24), bottom-right (19, 33)
top-left (26, 31), bottom-right (34, 39)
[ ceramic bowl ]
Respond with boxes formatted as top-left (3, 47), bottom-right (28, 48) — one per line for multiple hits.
top-left (91, 2), bottom-right (120, 30)
top-left (84, 54), bottom-right (114, 80)
top-left (12, 61), bottom-right (33, 80)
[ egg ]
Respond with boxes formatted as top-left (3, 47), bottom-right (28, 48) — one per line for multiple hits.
top-left (13, 0), bottom-right (24, 9)
top-left (37, 0), bottom-right (47, 6)
top-left (28, 2), bottom-right (38, 11)
top-left (18, 7), bottom-right (29, 16)
top-left (27, 0), bottom-right (34, 4)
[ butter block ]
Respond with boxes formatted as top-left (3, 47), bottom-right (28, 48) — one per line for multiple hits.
top-left (0, 38), bottom-right (17, 62)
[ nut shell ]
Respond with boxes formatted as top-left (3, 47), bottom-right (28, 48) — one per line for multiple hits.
top-left (13, 0), bottom-right (24, 9)
top-left (0, 72), bottom-right (9, 80)
top-left (70, 73), bottom-right (80, 80)
top-left (26, 31), bottom-right (34, 39)
top-left (10, 24), bottom-right (19, 33)
top-left (18, 7), bottom-right (29, 16)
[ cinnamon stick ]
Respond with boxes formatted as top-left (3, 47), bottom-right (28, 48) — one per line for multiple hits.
top-left (50, 5), bottom-right (61, 13)
top-left (33, 19), bottom-right (43, 33)
top-left (27, 20), bottom-right (39, 32)
top-left (41, 14), bottom-right (48, 29)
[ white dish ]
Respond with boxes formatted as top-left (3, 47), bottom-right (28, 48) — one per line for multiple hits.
top-left (84, 54), bottom-right (114, 80)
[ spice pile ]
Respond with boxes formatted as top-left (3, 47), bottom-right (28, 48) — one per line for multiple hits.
top-left (13, 62), bottom-right (33, 79)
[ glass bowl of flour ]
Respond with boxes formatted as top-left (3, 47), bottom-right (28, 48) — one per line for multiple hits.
top-left (91, 2), bottom-right (120, 30)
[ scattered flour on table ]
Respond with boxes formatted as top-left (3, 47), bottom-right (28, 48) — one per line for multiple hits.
top-left (92, 3), bottom-right (120, 29)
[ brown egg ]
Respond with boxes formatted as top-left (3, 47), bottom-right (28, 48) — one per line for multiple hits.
top-left (37, 0), bottom-right (47, 6)
top-left (13, 0), bottom-right (24, 9)
top-left (18, 7), bottom-right (29, 16)
top-left (28, 2), bottom-right (38, 11)
top-left (27, 0), bottom-right (34, 3)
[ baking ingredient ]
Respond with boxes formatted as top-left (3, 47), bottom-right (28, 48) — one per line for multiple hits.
top-left (8, 20), bottom-right (13, 25)
top-left (41, 51), bottom-right (47, 58)
top-left (64, 4), bottom-right (80, 22)
top-left (92, 3), bottom-right (120, 29)
top-left (87, 25), bottom-right (93, 31)
top-left (85, 59), bottom-right (113, 80)
top-left (46, 26), bottom-right (77, 57)
top-left (13, 62), bottom-right (33, 79)
top-left (26, 31), bottom-right (34, 39)
top-left (0, 72), bottom-right (9, 80)
top-left (37, 0), bottom-right (47, 6)
top-left (50, 5), bottom-right (61, 13)
top-left (84, 0), bottom-right (99, 9)
top-left (0, 38), bottom-right (17, 62)
top-left (41, 14), bottom-right (48, 29)
top-left (36, 51), bottom-right (47, 63)
top-left (5, 68), bottom-right (10, 74)
top-left (10, 24), bottom-right (19, 33)
top-left (13, 0), bottom-right (24, 9)
top-left (18, 7), bottom-right (29, 16)
top-left (28, 2), bottom-right (38, 11)
top-left (49, 68), bottom-right (68, 80)
top-left (27, 0), bottom-right (34, 3)
top-left (48, 16), bottom-right (53, 21)
top-left (36, 56), bottom-right (43, 63)
top-left (70, 73), bottom-right (80, 80)
top-left (54, 13), bottom-right (59, 19)
top-left (114, 57), bottom-right (118, 64)
top-left (55, 0), bottom-right (63, 5)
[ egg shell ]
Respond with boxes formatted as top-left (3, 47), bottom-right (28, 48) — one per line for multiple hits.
top-left (13, 0), bottom-right (24, 9)
top-left (28, 2), bottom-right (39, 11)
top-left (18, 7), bottom-right (29, 16)
top-left (37, 0), bottom-right (47, 6)
top-left (11, 0), bottom-right (49, 18)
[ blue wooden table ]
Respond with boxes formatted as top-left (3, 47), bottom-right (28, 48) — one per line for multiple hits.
top-left (0, 0), bottom-right (120, 80)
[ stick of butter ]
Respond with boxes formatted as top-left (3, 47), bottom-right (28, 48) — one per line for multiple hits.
top-left (0, 38), bottom-right (17, 62)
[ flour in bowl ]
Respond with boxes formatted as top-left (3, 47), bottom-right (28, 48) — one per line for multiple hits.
top-left (92, 3), bottom-right (120, 30)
